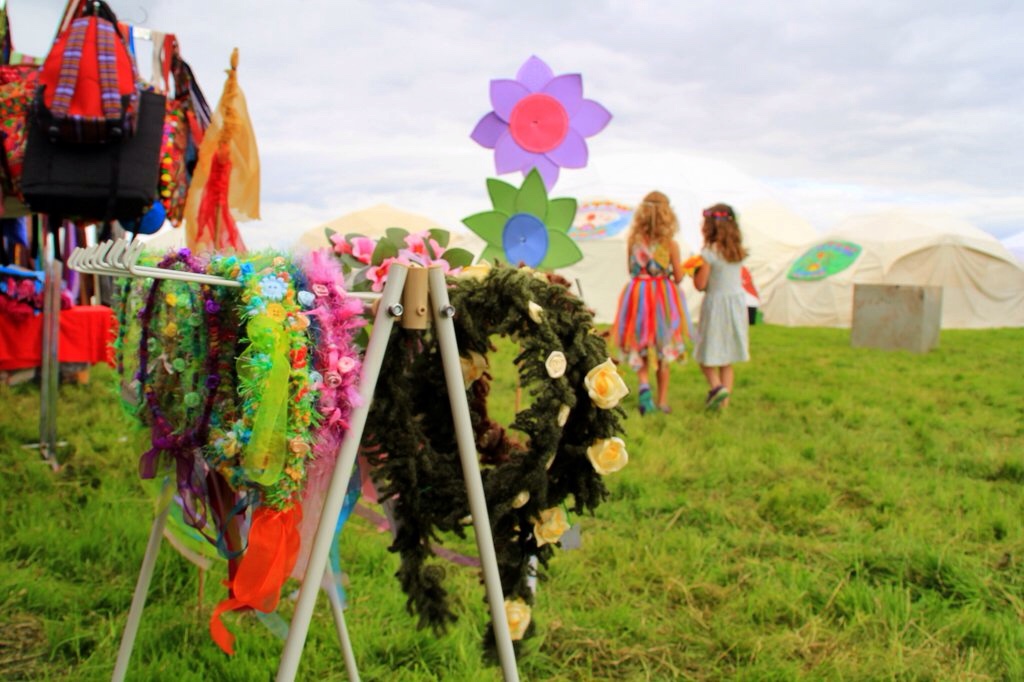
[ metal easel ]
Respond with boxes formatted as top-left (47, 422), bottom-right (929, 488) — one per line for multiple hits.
top-left (70, 240), bottom-right (519, 681)
top-left (275, 262), bottom-right (519, 681)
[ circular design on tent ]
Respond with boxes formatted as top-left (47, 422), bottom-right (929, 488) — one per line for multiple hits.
top-left (509, 93), bottom-right (570, 153)
top-left (362, 265), bottom-right (628, 646)
top-left (502, 213), bottom-right (550, 267)
top-left (788, 240), bottom-right (862, 280)
top-left (569, 199), bottom-right (634, 240)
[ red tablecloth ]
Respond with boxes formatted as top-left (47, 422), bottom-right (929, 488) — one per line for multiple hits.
top-left (0, 305), bottom-right (117, 371)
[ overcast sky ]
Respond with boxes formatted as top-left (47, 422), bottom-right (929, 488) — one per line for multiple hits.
top-left (10, 0), bottom-right (1024, 249)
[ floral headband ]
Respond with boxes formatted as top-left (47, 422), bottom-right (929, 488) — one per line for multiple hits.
top-left (703, 208), bottom-right (733, 219)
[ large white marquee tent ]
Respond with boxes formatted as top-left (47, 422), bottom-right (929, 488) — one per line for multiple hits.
top-left (1002, 231), bottom-right (1024, 263)
top-left (762, 210), bottom-right (1024, 329)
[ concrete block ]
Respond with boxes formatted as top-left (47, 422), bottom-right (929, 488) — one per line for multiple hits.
top-left (850, 284), bottom-right (942, 353)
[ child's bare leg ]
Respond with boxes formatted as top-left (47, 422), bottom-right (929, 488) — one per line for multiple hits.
top-left (700, 364), bottom-right (720, 389)
top-left (720, 365), bottom-right (734, 406)
top-left (656, 358), bottom-right (671, 408)
top-left (636, 353), bottom-right (650, 387)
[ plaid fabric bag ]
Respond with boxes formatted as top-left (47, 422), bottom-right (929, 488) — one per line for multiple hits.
top-left (32, 1), bottom-right (139, 145)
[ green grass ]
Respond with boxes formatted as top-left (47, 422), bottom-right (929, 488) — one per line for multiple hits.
top-left (2, 325), bottom-right (1023, 680)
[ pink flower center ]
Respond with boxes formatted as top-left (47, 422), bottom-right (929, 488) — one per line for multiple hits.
top-left (509, 93), bottom-right (569, 153)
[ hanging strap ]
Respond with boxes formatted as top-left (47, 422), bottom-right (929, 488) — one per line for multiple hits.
top-left (49, 14), bottom-right (126, 134)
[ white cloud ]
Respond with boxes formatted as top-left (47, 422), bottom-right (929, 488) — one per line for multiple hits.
top-left (7, 0), bottom-right (1023, 250)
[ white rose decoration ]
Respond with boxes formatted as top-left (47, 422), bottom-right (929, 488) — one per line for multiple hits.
top-left (504, 599), bottom-right (532, 641)
top-left (586, 437), bottom-right (629, 475)
top-left (557, 404), bottom-right (570, 427)
top-left (584, 358), bottom-right (629, 409)
top-left (528, 301), bottom-right (544, 323)
top-left (533, 507), bottom-right (571, 546)
top-left (459, 261), bottom-right (492, 281)
top-left (545, 351), bottom-right (567, 379)
top-left (459, 351), bottom-right (488, 389)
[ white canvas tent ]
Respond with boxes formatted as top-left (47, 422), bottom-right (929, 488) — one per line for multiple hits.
top-left (1002, 231), bottom-right (1024, 263)
top-left (737, 199), bottom-right (820, 298)
top-left (762, 210), bottom-right (1024, 329)
top-left (295, 203), bottom-right (454, 251)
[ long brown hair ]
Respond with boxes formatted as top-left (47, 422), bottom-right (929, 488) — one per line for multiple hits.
top-left (701, 203), bottom-right (747, 263)
top-left (627, 190), bottom-right (678, 251)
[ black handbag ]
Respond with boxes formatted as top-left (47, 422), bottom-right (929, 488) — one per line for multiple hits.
top-left (21, 89), bottom-right (165, 222)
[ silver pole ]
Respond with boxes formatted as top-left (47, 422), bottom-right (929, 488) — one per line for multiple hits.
top-left (112, 497), bottom-right (171, 682)
top-left (323, 569), bottom-right (360, 681)
top-left (276, 266), bottom-right (408, 681)
top-left (428, 267), bottom-right (519, 681)
top-left (39, 260), bottom-right (62, 470)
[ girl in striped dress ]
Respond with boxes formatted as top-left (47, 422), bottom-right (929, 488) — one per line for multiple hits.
top-left (613, 191), bottom-right (692, 415)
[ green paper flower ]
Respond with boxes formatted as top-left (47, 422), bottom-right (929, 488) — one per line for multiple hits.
top-left (462, 168), bottom-right (582, 269)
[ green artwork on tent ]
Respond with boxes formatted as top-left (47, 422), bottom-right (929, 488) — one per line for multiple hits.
top-left (788, 241), bottom-right (862, 280)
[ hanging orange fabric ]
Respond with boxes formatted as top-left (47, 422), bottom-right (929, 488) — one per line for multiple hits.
top-left (196, 145), bottom-right (243, 251)
top-left (184, 48), bottom-right (259, 253)
top-left (210, 503), bottom-right (302, 655)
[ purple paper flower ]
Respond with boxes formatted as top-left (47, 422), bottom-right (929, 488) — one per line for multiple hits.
top-left (470, 55), bottom-right (612, 190)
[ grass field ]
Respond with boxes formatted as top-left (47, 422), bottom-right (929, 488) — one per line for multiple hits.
top-left (1, 324), bottom-right (1022, 681)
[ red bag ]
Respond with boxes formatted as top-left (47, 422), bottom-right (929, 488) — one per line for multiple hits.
top-left (33, 1), bottom-right (139, 145)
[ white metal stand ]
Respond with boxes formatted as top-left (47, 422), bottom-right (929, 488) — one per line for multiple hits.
top-left (69, 241), bottom-right (357, 682)
top-left (69, 244), bottom-right (518, 681)
top-left (276, 264), bottom-right (519, 681)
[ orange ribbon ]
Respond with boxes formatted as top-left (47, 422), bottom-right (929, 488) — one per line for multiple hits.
top-left (210, 503), bottom-right (302, 655)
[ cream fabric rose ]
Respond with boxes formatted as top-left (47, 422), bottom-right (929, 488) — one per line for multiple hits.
top-left (459, 351), bottom-right (488, 389)
top-left (504, 599), bottom-right (532, 641)
top-left (528, 301), bottom-right (544, 323)
top-left (584, 358), bottom-right (629, 409)
top-left (586, 437), bottom-right (629, 475)
top-left (545, 351), bottom-right (567, 379)
top-left (533, 507), bottom-right (571, 546)
top-left (459, 261), bottom-right (492, 281)
top-left (511, 490), bottom-right (530, 508)
top-left (557, 404), bottom-right (570, 427)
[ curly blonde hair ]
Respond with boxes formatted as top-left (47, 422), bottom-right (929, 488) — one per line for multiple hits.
top-left (627, 190), bottom-right (678, 251)
top-left (701, 203), bottom-right (748, 263)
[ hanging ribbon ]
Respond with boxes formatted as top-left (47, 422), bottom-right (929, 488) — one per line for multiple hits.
top-left (239, 314), bottom-right (290, 485)
top-left (196, 144), bottom-right (243, 251)
top-left (210, 503), bottom-right (302, 655)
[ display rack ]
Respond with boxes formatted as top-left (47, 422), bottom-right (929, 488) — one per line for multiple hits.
top-left (68, 240), bottom-right (519, 682)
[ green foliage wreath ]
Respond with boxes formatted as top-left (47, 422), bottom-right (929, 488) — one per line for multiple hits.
top-left (363, 264), bottom-right (629, 650)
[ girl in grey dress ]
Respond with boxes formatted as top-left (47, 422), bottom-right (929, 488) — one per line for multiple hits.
top-left (693, 203), bottom-right (749, 410)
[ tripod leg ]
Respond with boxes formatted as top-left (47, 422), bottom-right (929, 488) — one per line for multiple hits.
top-left (427, 267), bottom-right (519, 682)
top-left (275, 266), bottom-right (408, 682)
top-left (112, 498), bottom-right (171, 682)
top-left (323, 568), bottom-right (360, 681)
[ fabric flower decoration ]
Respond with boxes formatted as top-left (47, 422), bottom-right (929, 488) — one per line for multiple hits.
top-left (504, 598), bottom-right (532, 641)
top-left (584, 358), bottom-right (629, 409)
top-left (586, 437), bottom-right (629, 475)
top-left (460, 350), bottom-right (489, 389)
top-left (533, 507), bottom-right (571, 546)
top-left (545, 350), bottom-right (567, 379)
top-left (557, 404), bottom-right (570, 427)
top-left (470, 55), bottom-right (612, 190)
top-left (459, 261), bottom-right (493, 281)
top-left (462, 169), bottom-right (582, 269)
top-left (259, 274), bottom-right (288, 301)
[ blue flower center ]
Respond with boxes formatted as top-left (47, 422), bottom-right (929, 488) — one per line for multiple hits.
top-left (502, 213), bottom-right (548, 268)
